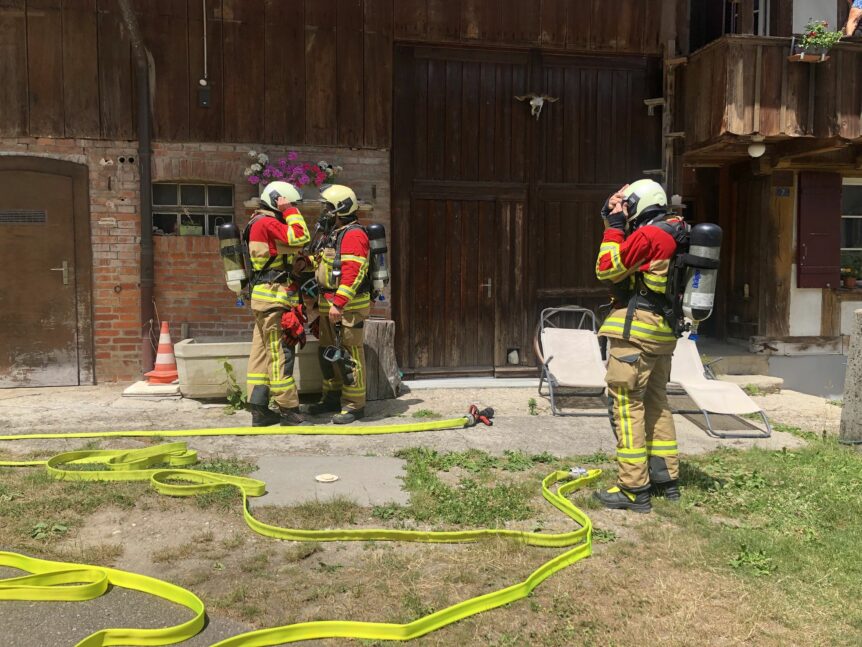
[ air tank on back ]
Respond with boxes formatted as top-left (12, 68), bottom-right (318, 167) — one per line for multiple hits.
top-left (217, 222), bottom-right (248, 295)
top-left (682, 222), bottom-right (722, 323)
top-left (365, 223), bottom-right (390, 296)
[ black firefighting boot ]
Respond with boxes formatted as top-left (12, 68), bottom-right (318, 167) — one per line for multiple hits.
top-left (651, 480), bottom-right (681, 502)
top-left (280, 407), bottom-right (310, 426)
top-left (332, 408), bottom-right (365, 425)
top-left (248, 386), bottom-right (279, 427)
top-left (593, 485), bottom-right (652, 514)
top-left (300, 392), bottom-right (342, 415)
top-left (649, 457), bottom-right (680, 501)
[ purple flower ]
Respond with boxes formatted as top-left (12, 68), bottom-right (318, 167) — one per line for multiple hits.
top-left (288, 151), bottom-right (298, 161)
top-left (272, 169), bottom-right (284, 179)
top-left (248, 175), bottom-right (260, 185)
top-left (262, 167), bottom-right (273, 178)
top-left (299, 174), bottom-right (310, 185)
top-left (278, 158), bottom-right (288, 168)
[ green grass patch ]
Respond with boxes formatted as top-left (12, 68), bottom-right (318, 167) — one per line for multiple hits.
top-left (665, 438), bottom-right (862, 633)
top-left (411, 409), bottom-right (441, 419)
top-left (742, 384), bottom-right (763, 396)
top-left (195, 456), bottom-right (257, 476)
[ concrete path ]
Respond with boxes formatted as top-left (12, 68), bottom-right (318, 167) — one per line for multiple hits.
top-left (0, 384), bottom-right (804, 460)
top-left (251, 455), bottom-right (410, 507)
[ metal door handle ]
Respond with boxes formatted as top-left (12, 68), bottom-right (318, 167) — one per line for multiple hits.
top-left (50, 260), bottom-right (69, 286)
top-left (801, 243), bottom-right (807, 262)
top-left (480, 278), bottom-right (492, 298)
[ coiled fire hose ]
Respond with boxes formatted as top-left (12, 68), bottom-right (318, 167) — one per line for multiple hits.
top-left (0, 407), bottom-right (600, 647)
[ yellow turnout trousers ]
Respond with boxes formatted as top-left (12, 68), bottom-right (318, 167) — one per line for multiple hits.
top-left (604, 336), bottom-right (679, 490)
top-left (317, 306), bottom-right (370, 412)
top-left (246, 309), bottom-right (299, 410)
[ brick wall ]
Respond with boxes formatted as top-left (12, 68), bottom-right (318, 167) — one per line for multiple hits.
top-left (0, 138), bottom-right (390, 382)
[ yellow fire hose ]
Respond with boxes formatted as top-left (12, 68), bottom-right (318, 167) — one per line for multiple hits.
top-left (0, 413), bottom-right (600, 646)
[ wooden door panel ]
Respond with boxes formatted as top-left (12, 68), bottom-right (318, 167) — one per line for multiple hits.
top-left (535, 193), bottom-right (608, 302)
top-left (406, 198), bottom-right (496, 370)
top-left (0, 170), bottom-right (79, 386)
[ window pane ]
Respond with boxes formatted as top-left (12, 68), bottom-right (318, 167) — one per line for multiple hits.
top-left (179, 213), bottom-right (206, 236)
top-left (842, 217), bottom-right (862, 248)
top-left (153, 184), bottom-right (178, 206)
top-left (208, 185), bottom-right (234, 207)
top-left (180, 184), bottom-right (206, 206)
top-left (843, 186), bottom-right (862, 216)
top-left (208, 214), bottom-right (234, 235)
top-left (154, 213), bottom-right (178, 235)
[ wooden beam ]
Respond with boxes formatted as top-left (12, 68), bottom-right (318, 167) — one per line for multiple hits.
top-left (770, 137), bottom-right (850, 163)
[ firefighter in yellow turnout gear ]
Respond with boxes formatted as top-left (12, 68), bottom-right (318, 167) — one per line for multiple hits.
top-left (245, 181), bottom-right (311, 427)
top-left (302, 185), bottom-right (371, 425)
top-left (594, 180), bottom-right (683, 513)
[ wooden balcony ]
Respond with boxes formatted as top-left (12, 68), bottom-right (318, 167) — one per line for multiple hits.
top-left (682, 35), bottom-right (862, 164)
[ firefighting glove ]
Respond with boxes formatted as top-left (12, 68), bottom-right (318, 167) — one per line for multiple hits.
top-left (606, 208), bottom-right (627, 232)
top-left (281, 306), bottom-right (307, 349)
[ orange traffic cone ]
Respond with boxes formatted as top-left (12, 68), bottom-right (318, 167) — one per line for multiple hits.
top-left (145, 321), bottom-right (179, 385)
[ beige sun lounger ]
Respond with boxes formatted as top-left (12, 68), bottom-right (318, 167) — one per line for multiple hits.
top-left (670, 337), bottom-right (771, 438)
top-left (536, 307), bottom-right (607, 417)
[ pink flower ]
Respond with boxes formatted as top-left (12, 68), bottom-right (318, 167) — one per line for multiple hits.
top-left (248, 175), bottom-right (260, 185)
top-left (288, 151), bottom-right (298, 161)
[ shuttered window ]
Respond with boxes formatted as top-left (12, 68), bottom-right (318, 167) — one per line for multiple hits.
top-left (797, 172), bottom-right (841, 289)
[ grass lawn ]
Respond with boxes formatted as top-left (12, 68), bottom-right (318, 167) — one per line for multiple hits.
top-left (1, 431), bottom-right (861, 646)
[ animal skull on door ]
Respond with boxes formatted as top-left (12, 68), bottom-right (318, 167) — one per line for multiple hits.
top-left (514, 94), bottom-right (559, 120)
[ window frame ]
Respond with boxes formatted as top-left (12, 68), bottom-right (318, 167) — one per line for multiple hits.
top-left (841, 178), bottom-right (862, 252)
top-left (152, 182), bottom-right (235, 237)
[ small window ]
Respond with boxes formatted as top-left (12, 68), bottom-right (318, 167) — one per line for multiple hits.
top-left (151, 182), bottom-right (234, 236)
top-left (840, 180), bottom-right (862, 271)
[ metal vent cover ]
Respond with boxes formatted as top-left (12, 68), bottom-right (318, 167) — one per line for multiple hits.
top-left (0, 209), bottom-right (47, 224)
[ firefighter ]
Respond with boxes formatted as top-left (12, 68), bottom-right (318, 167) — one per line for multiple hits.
top-left (593, 179), bottom-right (682, 513)
top-left (245, 181), bottom-right (311, 427)
top-left (301, 184), bottom-right (370, 424)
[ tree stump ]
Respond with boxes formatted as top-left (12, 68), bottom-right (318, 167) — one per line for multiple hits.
top-left (840, 309), bottom-right (862, 444)
top-left (363, 319), bottom-right (401, 401)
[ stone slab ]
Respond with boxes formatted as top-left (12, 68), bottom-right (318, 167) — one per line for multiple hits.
top-left (721, 374), bottom-right (784, 395)
top-left (250, 455), bottom-right (409, 507)
top-left (121, 380), bottom-right (181, 397)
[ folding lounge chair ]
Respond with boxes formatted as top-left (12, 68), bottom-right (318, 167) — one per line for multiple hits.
top-left (535, 307), bottom-right (607, 417)
top-left (670, 337), bottom-right (772, 439)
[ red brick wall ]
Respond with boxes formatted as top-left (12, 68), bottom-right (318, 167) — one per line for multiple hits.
top-left (154, 235), bottom-right (252, 342)
top-left (0, 137), bottom-right (390, 383)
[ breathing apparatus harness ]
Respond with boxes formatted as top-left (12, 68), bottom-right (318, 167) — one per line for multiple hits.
top-left (242, 208), bottom-right (294, 289)
top-left (615, 215), bottom-right (722, 340)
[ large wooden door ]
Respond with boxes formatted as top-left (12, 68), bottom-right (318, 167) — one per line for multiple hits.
top-left (393, 46), bottom-right (659, 376)
top-left (0, 158), bottom-right (93, 387)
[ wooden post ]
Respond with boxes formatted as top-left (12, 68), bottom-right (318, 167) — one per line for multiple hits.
top-left (840, 309), bottom-right (862, 444)
top-left (363, 319), bottom-right (401, 401)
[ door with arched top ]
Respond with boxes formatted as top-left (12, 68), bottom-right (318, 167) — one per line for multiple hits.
top-left (0, 157), bottom-right (93, 387)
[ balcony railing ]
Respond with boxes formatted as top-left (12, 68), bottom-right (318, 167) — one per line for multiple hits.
top-left (683, 35), bottom-right (862, 154)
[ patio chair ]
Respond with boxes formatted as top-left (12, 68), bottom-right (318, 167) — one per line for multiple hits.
top-left (669, 337), bottom-right (772, 439)
top-left (534, 306), bottom-right (607, 417)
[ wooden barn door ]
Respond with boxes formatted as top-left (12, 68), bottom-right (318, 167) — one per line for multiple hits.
top-left (393, 47), bottom-right (530, 375)
top-left (393, 46), bottom-right (659, 376)
top-left (532, 54), bottom-right (660, 319)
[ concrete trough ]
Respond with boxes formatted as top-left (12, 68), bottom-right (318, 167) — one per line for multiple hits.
top-left (174, 336), bottom-right (323, 399)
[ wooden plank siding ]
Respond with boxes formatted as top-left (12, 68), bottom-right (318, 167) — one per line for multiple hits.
top-left (1, 0), bottom-right (671, 146)
top-left (685, 35), bottom-right (862, 154)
